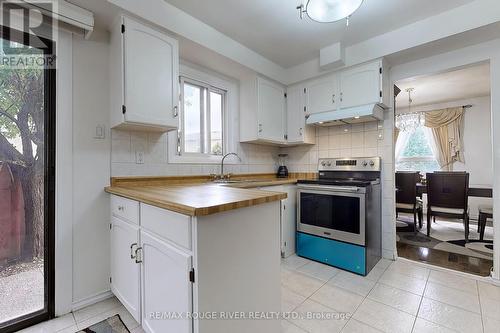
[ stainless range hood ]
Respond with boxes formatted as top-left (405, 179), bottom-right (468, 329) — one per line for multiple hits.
top-left (306, 104), bottom-right (385, 126)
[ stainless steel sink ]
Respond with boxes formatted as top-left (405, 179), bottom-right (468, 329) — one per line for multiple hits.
top-left (212, 179), bottom-right (264, 184)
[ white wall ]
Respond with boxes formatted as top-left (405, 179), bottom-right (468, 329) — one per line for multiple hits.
top-left (71, 33), bottom-right (112, 305)
top-left (397, 96), bottom-right (493, 219)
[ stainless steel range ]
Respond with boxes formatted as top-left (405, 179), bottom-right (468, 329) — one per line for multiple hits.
top-left (296, 157), bottom-right (382, 276)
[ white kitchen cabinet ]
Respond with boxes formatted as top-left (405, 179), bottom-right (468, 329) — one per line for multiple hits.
top-left (110, 216), bottom-right (141, 322)
top-left (258, 77), bottom-right (286, 142)
top-left (303, 59), bottom-right (388, 121)
top-left (259, 185), bottom-right (297, 258)
top-left (286, 85), bottom-right (315, 145)
top-left (339, 60), bottom-right (383, 109)
top-left (240, 76), bottom-right (286, 144)
top-left (306, 76), bottom-right (338, 115)
top-left (281, 186), bottom-right (297, 258)
top-left (141, 230), bottom-right (193, 333)
top-left (109, 194), bottom-right (280, 333)
top-left (110, 16), bottom-right (179, 132)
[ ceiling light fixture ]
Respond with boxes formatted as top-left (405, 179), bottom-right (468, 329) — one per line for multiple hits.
top-left (395, 88), bottom-right (425, 132)
top-left (297, 0), bottom-right (364, 25)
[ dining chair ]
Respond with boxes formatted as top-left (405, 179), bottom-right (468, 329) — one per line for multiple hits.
top-left (478, 205), bottom-right (493, 241)
top-left (426, 172), bottom-right (470, 240)
top-left (396, 172), bottom-right (423, 233)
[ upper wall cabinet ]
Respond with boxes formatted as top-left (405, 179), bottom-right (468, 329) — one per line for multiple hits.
top-left (110, 16), bottom-right (179, 132)
top-left (339, 61), bottom-right (384, 109)
top-left (304, 59), bottom-right (389, 117)
top-left (286, 85), bottom-right (315, 145)
top-left (240, 76), bottom-right (286, 144)
top-left (305, 76), bottom-right (337, 115)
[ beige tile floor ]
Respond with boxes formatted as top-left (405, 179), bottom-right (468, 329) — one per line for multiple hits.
top-left (15, 256), bottom-right (500, 333)
top-left (281, 255), bottom-right (500, 333)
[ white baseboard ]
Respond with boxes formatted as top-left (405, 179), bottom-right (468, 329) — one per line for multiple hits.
top-left (72, 289), bottom-right (113, 312)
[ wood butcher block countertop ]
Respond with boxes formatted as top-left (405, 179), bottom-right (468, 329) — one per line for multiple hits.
top-left (105, 173), bottom-right (316, 217)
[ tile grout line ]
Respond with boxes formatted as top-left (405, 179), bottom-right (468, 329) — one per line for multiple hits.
top-left (476, 281), bottom-right (485, 333)
top-left (411, 269), bottom-right (430, 332)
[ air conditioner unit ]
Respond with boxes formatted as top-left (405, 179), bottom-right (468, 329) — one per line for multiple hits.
top-left (20, 0), bottom-right (94, 38)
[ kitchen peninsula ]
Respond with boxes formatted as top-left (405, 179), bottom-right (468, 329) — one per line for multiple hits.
top-left (105, 175), bottom-right (292, 333)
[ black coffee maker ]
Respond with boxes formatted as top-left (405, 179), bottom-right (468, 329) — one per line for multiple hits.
top-left (277, 154), bottom-right (289, 178)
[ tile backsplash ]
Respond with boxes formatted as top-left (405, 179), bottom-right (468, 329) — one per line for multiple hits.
top-left (111, 129), bottom-right (280, 176)
top-left (280, 121), bottom-right (393, 173)
top-left (111, 120), bottom-right (393, 177)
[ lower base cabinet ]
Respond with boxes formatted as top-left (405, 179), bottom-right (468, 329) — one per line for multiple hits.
top-left (110, 217), bottom-right (141, 322)
top-left (109, 195), bottom-right (281, 333)
top-left (259, 185), bottom-right (297, 258)
top-left (110, 205), bottom-right (194, 333)
top-left (141, 230), bottom-right (193, 333)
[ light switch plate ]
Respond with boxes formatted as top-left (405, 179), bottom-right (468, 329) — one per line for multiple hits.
top-left (94, 125), bottom-right (106, 139)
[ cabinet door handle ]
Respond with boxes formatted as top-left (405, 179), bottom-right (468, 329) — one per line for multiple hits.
top-left (340, 92), bottom-right (343, 102)
top-left (130, 243), bottom-right (137, 259)
top-left (117, 205), bottom-right (125, 212)
top-left (173, 106), bottom-right (179, 117)
top-left (258, 124), bottom-right (263, 133)
top-left (135, 247), bottom-right (143, 264)
top-left (332, 94), bottom-right (335, 104)
top-left (299, 128), bottom-right (303, 136)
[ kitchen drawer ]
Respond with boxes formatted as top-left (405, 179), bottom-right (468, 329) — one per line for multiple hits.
top-left (111, 195), bottom-right (140, 225)
top-left (140, 203), bottom-right (192, 250)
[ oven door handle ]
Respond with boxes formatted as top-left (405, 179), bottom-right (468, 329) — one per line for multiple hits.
top-left (298, 185), bottom-right (361, 193)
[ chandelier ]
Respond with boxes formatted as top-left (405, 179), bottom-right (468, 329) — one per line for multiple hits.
top-left (396, 88), bottom-right (424, 132)
top-left (297, 0), bottom-right (364, 25)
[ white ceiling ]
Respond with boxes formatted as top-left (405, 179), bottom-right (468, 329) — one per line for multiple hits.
top-left (164, 0), bottom-right (474, 68)
top-left (395, 62), bottom-right (491, 108)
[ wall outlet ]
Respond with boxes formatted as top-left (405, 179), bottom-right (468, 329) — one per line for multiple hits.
top-left (378, 129), bottom-right (384, 140)
top-left (135, 151), bottom-right (145, 164)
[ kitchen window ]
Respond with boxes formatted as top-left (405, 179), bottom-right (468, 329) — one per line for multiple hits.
top-left (178, 77), bottom-right (226, 156)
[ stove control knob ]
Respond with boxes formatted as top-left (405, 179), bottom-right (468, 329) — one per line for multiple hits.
top-left (321, 161), bottom-right (326, 167)
top-left (369, 160), bottom-right (375, 167)
top-left (326, 161), bottom-right (332, 167)
top-left (362, 161), bottom-right (368, 167)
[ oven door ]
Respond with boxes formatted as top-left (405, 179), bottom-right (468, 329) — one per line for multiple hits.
top-left (297, 185), bottom-right (366, 246)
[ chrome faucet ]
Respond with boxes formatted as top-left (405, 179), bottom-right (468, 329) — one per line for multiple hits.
top-left (220, 152), bottom-right (241, 179)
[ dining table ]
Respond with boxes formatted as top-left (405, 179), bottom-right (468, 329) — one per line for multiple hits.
top-left (416, 183), bottom-right (493, 198)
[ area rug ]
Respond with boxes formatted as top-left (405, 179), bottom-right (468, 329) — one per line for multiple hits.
top-left (396, 215), bottom-right (493, 260)
top-left (77, 315), bottom-right (130, 333)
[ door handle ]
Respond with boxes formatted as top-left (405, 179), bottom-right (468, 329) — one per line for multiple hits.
top-left (173, 106), bottom-right (179, 117)
top-left (135, 247), bottom-right (143, 263)
top-left (332, 94), bottom-right (335, 104)
top-left (130, 243), bottom-right (137, 259)
top-left (258, 124), bottom-right (263, 133)
top-left (299, 128), bottom-right (303, 136)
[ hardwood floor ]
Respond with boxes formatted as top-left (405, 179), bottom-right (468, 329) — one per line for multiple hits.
top-left (397, 242), bottom-right (493, 277)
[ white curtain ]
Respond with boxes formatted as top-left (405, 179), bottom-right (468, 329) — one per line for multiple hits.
top-left (424, 107), bottom-right (465, 171)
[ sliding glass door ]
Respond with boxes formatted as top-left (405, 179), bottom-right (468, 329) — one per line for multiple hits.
top-left (0, 23), bottom-right (55, 332)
